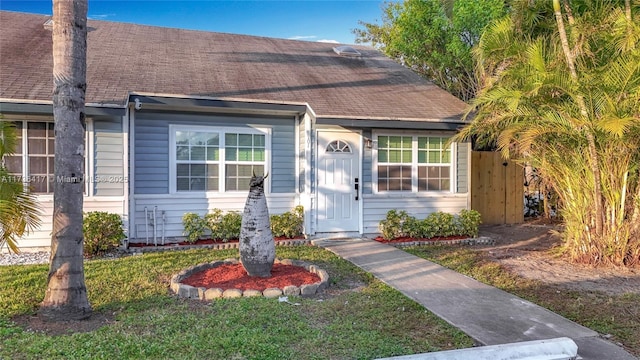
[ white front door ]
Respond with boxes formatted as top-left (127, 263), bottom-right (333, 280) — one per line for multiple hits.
top-left (317, 131), bottom-right (360, 232)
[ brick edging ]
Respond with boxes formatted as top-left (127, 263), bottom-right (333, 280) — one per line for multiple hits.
top-left (170, 258), bottom-right (329, 300)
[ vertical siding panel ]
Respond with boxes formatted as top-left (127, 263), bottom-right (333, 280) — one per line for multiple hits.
top-left (93, 118), bottom-right (125, 196)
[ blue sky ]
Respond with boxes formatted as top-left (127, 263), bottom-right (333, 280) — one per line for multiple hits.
top-left (0, 0), bottom-right (386, 44)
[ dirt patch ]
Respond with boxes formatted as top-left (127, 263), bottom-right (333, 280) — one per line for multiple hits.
top-left (11, 311), bottom-right (117, 337)
top-left (478, 220), bottom-right (640, 295)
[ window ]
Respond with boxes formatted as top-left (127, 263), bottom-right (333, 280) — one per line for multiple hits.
top-left (326, 140), bottom-right (351, 153)
top-left (376, 134), bottom-right (452, 192)
top-left (2, 121), bottom-right (55, 193)
top-left (172, 126), bottom-right (267, 192)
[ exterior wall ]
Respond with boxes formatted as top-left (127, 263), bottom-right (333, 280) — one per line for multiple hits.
top-left (130, 111), bottom-right (299, 241)
top-left (311, 126), bottom-right (470, 237)
top-left (134, 112), bottom-right (296, 194)
top-left (7, 115), bottom-right (127, 250)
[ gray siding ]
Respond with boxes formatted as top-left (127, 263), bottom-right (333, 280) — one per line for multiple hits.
top-left (93, 118), bottom-right (125, 196)
top-left (456, 142), bottom-right (469, 193)
top-left (361, 129), bottom-right (373, 195)
top-left (134, 112), bottom-right (296, 195)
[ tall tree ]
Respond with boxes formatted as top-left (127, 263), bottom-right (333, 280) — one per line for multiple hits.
top-left (353, 0), bottom-right (507, 101)
top-left (40, 0), bottom-right (92, 320)
top-left (0, 121), bottom-right (41, 253)
top-left (455, 0), bottom-right (640, 266)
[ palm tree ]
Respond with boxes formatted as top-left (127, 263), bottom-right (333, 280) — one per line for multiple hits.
top-left (0, 121), bottom-right (41, 253)
top-left (455, 0), bottom-right (640, 266)
top-left (40, 0), bottom-right (92, 320)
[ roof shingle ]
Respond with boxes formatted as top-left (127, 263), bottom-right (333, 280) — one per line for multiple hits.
top-left (0, 11), bottom-right (467, 121)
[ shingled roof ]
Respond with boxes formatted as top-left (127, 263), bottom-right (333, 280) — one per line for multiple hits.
top-left (0, 11), bottom-right (467, 122)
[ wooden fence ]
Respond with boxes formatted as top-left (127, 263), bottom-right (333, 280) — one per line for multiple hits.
top-left (471, 151), bottom-right (524, 225)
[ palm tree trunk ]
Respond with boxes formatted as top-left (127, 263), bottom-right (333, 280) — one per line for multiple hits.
top-left (40, 0), bottom-right (92, 321)
top-left (553, 0), bottom-right (604, 236)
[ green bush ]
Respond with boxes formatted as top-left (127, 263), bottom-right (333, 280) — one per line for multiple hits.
top-left (219, 211), bottom-right (242, 241)
top-left (271, 205), bottom-right (304, 238)
top-left (379, 210), bottom-right (412, 240)
top-left (83, 211), bottom-right (126, 257)
top-left (457, 209), bottom-right (482, 237)
top-left (379, 209), bottom-right (482, 240)
top-left (204, 209), bottom-right (224, 240)
top-left (182, 212), bottom-right (205, 243)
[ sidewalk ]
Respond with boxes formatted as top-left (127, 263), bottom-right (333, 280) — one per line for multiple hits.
top-left (314, 238), bottom-right (637, 360)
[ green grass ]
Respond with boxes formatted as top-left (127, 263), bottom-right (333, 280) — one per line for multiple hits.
top-left (0, 247), bottom-right (473, 360)
top-left (405, 245), bottom-right (640, 357)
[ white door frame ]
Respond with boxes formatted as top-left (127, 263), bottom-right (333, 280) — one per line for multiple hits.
top-left (315, 129), bottom-right (363, 233)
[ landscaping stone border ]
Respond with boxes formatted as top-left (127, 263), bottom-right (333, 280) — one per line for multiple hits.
top-left (381, 236), bottom-right (495, 248)
top-left (170, 258), bottom-right (329, 300)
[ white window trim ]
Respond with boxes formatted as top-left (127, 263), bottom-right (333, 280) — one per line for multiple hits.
top-left (168, 124), bottom-right (271, 195)
top-left (372, 130), bottom-right (454, 194)
top-left (2, 117), bottom-right (108, 200)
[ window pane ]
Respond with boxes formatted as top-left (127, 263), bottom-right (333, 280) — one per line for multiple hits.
top-left (176, 146), bottom-right (189, 160)
top-left (177, 177), bottom-right (190, 191)
top-left (442, 150), bottom-right (450, 163)
top-left (27, 122), bottom-right (46, 137)
top-left (378, 136), bottom-right (388, 148)
top-left (388, 150), bottom-right (401, 162)
top-left (237, 165), bottom-right (253, 176)
top-left (402, 150), bottom-right (412, 163)
top-left (225, 133), bottom-right (237, 146)
top-left (28, 138), bottom-right (46, 154)
top-left (29, 157), bottom-right (47, 174)
top-left (177, 164), bottom-right (189, 176)
top-left (207, 164), bottom-right (219, 177)
top-left (254, 149), bottom-right (265, 161)
top-left (388, 136), bottom-right (402, 147)
top-left (190, 178), bottom-right (205, 191)
top-left (191, 164), bottom-right (205, 177)
top-left (239, 134), bottom-right (252, 146)
top-left (191, 146), bottom-right (205, 160)
top-left (175, 131), bottom-right (189, 145)
top-left (378, 150), bottom-right (388, 163)
top-left (378, 177), bottom-right (388, 191)
top-left (206, 177), bottom-right (219, 191)
top-left (237, 148), bottom-right (252, 161)
top-left (192, 133), bottom-right (209, 146)
top-left (207, 134), bottom-right (219, 146)
top-left (226, 148), bottom-right (237, 161)
top-left (4, 156), bottom-right (22, 174)
top-left (206, 147), bottom-right (219, 161)
top-left (253, 135), bottom-right (265, 147)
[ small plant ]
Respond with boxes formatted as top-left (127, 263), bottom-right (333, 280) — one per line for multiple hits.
top-left (379, 210), bottom-right (411, 240)
top-left (271, 205), bottom-right (304, 238)
top-left (182, 212), bottom-right (205, 243)
top-left (379, 209), bottom-right (482, 240)
top-left (457, 209), bottom-right (482, 237)
top-left (220, 211), bottom-right (242, 241)
top-left (204, 209), bottom-right (224, 240)
top-left (83, 211), bottom-right (126, 257)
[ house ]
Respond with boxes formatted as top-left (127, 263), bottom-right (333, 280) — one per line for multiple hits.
top-left (0, 11), bottom-right (471, 250)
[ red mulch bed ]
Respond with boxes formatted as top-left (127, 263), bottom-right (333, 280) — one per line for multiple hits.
top-left (374, 235), bottom-right (468, 244)
top-left (128, 236), bottom-right (305, 248)
top-left (181, 263), bottom-right (320, 292)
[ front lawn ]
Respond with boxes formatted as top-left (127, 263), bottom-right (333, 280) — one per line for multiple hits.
top-left (0, 247), bottom-right (473, 360)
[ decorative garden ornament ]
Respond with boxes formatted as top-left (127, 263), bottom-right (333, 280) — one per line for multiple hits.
top-left (239, 173), bottom-right (275, 277)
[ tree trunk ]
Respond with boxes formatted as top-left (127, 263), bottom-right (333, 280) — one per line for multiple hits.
top-left (553, 0), bottom-right (604, 236)
top-left (40, 0), bottom-right (92, 321)
top-left (239, 174), bottom-right (275, 278)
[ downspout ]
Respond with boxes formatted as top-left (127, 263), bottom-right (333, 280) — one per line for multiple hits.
top-left (303, 106), bottom-right (316, 235)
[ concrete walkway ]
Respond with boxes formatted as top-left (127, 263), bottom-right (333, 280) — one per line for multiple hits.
top-left (314, 238), bottom-right (637, 360)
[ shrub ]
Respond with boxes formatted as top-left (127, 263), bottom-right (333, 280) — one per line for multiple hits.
top-left (271, 205), bottom-right (304, 238)
top-left (379, 209), bottom-right (482, 240)
top-left (379, 210), bottom-right (411, 240)
top-left (219, 211), bottom-right (242, 241)
top-left (457, 209), bottom-right (482, 237)
top-left (83, 211), bottom-right (126, 257)
top-left (182, 212), bottom-right (205, 243)
top-left (204, 209), bottom-right (224, 240)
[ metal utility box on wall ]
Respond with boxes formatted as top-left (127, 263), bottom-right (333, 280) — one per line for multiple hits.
top-left (471, 151), bottom-right (524, 225)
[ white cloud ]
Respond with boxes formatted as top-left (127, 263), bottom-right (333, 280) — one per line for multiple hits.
top-left (317, 39), bottom-right (340, 44)
top-left (88, 13), bottom-right (115, 20)
top-left (288, 35), bottom-right (317, 40)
